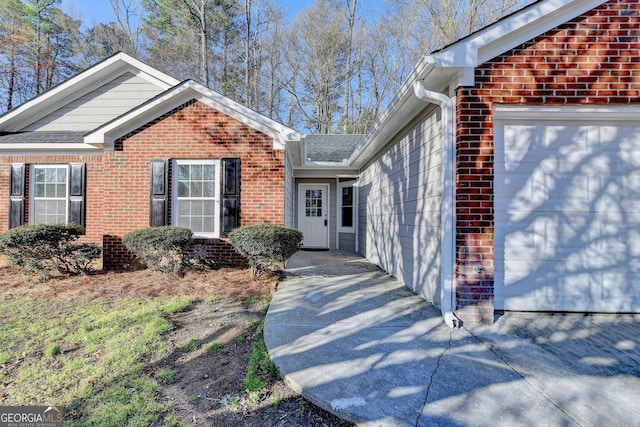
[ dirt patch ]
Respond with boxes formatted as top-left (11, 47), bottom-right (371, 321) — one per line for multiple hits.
top-left (0, 266), bottom-right (354, 426)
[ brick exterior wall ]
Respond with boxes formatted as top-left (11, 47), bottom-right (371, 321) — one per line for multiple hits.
top-left (0, 100), bottom-right (285, 268)
top-left (455, 0), bottom-right (640, 324)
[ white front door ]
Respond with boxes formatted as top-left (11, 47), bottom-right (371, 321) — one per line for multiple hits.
top-left (299, 184), bottom-right (329, 248)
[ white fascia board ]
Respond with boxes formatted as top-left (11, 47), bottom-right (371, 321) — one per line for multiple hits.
top-left (434, 0), bottom-right (607, 68)
top-left (0, 53), bottom-right (179, 133)
top-left (293, 168), bottom-right (360, 179)
top-left (86, 81), bottom-right (300, 150)
top-left (304, 161), bottom-right (351, 167)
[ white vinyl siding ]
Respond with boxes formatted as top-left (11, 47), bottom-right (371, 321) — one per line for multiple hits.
top-left (23, 73), bottom-right (165, 132)
top-left (31, 165), bottom-right (68, 224)
top-left (173, 160), bottom-right (220, 238)
top-left (495, 108), bottom-right (640, 313)
top-left (358, 106), bottom-right (443, 304)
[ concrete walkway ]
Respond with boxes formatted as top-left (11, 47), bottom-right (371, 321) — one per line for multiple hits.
top-left (264, 250), bottom-right (640, 427)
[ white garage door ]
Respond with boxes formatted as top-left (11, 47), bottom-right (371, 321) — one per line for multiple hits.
top-left (494, 108), bottom-right (640, 312)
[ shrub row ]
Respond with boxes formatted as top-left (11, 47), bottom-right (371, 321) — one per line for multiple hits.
top-left (0, 223), bottom-right (302, 279)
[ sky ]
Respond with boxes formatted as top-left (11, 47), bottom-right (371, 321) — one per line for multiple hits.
top-left (61, 0), bottom-right (315, 26)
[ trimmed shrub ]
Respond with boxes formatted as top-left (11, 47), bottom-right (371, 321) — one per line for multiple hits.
top-left (228, 223), bottom-right (302, 276)
top-left (122, 226), bottom-right (193, 273)
top-left (0, 223), bottom-right (101, 280)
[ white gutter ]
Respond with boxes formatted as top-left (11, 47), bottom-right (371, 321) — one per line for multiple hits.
top-left (414, 81), bottom-right (459, 329)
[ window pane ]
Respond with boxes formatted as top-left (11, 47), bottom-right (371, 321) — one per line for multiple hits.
top-left (191, 201), bottom-right (203, 216)
top-left (177, 215), bottom-right (190, 229)
top-left (35, 183), bottom-right (45, 198)
top-left (191, 217), bottom-right (204, 233)
top-left (342, 186), bottom-right (353, 206)
top-left (203, 181), bottom-right (215, 198)
top-left (178, 181), bottom-right (189, 198)
top-left (204, 202), bottom-right (214, 216)
top-left (179, 201), bottom-right (190, 217)
top-left (202, 216), bottom-right (215, 233)
top-left (203, 165), bottom-right (215, 181)
top-left (190, 182), bottom-right (202, 197)
top-left (342, 207), bottom-right (353, 227)
top-left (191, 165), bottom-right (202, 180)
top-left (178, 165), bottom-right (189, 180)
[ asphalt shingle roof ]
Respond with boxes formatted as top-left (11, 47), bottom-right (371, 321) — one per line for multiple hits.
top-left (0, 132), bottom-right (86, 144)
top-left (305, 135), bottom-right (364, 163)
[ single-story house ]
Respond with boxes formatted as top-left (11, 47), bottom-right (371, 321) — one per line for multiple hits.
top-left (1, 0), bottom-right (639, 326)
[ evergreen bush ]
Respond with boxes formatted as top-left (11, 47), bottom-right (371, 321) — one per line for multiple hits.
top-left (122, 226), bottom-right (193, 273)
top-left (0, 223), bottom-right (101, 280)
top-left (228, 223), bottom-right (302, 276)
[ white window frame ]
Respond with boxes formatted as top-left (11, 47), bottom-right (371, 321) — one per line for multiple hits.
top-left (172, 159), bottom-right (221, 238)
top-left (338, 180), bottom-right (356, 233)
top-left (30, 164), bottom-right (70, 225)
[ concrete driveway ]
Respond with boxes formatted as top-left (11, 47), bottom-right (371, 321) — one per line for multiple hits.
top-left (264, 250), bottom-right (640, 426)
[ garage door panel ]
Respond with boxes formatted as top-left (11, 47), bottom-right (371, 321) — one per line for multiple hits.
top-left (498, 263), bottom-right (640, 312)
top-left (495, 116), bottom-right (640, 313)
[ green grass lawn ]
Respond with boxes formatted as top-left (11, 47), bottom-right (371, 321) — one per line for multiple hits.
top-left (0, 293), bottom-right (196, 426)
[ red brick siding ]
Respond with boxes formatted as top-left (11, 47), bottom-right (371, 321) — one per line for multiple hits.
top-left (0, 100), bottom-right (284, 268)
top-left (455, 0), bottom-right (640, 324)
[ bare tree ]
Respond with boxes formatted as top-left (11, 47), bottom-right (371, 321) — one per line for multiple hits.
top-left (109, 0), bottom-right (143, 56)
top-left (0, 0), bottom-right (26, 111)
top-left (181, 0), bottom-right (210, 85)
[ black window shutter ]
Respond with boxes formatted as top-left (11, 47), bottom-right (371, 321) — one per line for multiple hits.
top-left (221, 158), bottom-right (241, 237)
top-left (9, 163), bottom-right (25, 228)
top-left (150, 159), bottom-right (169, 227)
top-left (68, 163), bottom-right (86, 227)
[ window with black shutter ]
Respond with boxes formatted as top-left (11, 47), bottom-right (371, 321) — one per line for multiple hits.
top-left (28, 163), bottom-right (86, 227)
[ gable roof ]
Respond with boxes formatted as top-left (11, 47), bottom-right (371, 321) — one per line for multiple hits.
top-left (349, 0), bottom-right (608, 168)
top-left (0, 52), bottom-right (300, 152)
top-left (0, 52), bottom-right (179, 133)
top-left (84, 79), bottom-right (300, 150)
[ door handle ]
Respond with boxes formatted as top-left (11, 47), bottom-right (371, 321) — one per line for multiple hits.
top-left (324, 219), bottom-right (328, 227)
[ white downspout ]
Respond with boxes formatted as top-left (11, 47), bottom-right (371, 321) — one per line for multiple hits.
top-left (414, 81), bottom-right (459, 328)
